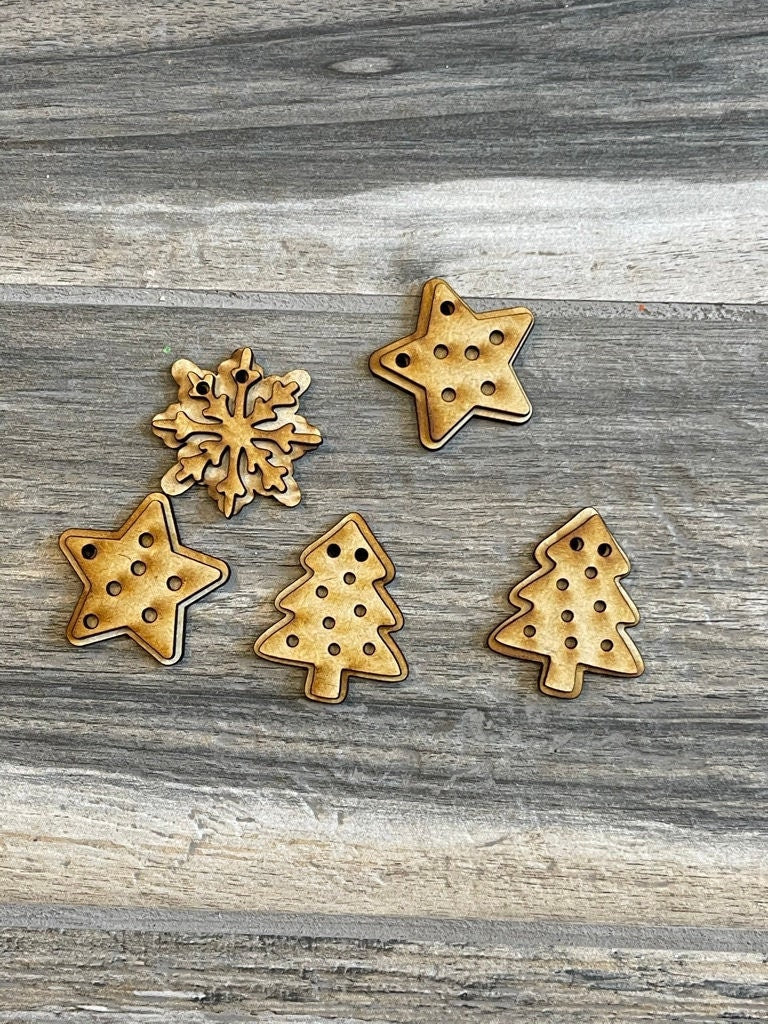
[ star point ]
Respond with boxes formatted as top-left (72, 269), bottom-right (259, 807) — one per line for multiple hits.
top-left (59, 493), bottom-right (229, 665)
top-left (370, 278), bottom-right (534, 449)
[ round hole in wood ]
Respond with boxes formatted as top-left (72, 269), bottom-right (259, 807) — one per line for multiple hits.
top-left (556, 578), bottom-right (569, 591)
top-left (139, 532), bottom-right (154, 548)
top-left (440, 300), bottom-right (455, 316)
top-left (561, 609), bottom-right (574, 622)
top-left (196, 381), bottom-right (210, 395)
top-left (131, 560), bottom-right (147, 576)
top-left (594, 600), bottom-right (607, 612)
top-left (322, 616), bottom-right (336, 629)
top-left (286, 634), bottom-right (299, 648)
top-left (363, 642), bottom-right (376, 655)
top-left (82, 543), bottom-right (97, 560)
top-left (480, 381), bottom-right (496, 396)
top-left (328, 642), bottom-right (341, 656)
top-left (601, 639), bottom-right (614, 651)
top-left (354, 547), bottom-right (369, 562)
top-left (523, 624), bottom-right (536, 637)
top-left (564, 636), bottom-right (578, 649)
top-left (235, 369), bottom-right (249, 383)
top-left (433, 344), bottom-right (449, 359)
top-left (167, 575), bottom-right (183, 591)
top-left (489, 330), bottom-right (504, 345)
top-left (142, 607), bottom-right (158, 623)
top-left (354, 604), bottom-right (367, 617)
top-left (83, 614), bottom-right (99, 629)
top-left (464, 345), bottom-right (480, 360)
top-left (316, 585), bottom-right (328, 598)
top-left (395, 353), bottom-right (411, 368)
top-left (598, 543), bottom-right (613, 557)
top-left (106, 581), bottom-right (122, 596)
top-left (441, 387), bottom-right (456, 403)
top-left (570, 537), bottom-right (584, 551)
top-left (585, 566), bottom-right (598, 579)
top-left (343, 572), bottom-right (356, 585)
top-left (327, 543), bottom-right (341, 558)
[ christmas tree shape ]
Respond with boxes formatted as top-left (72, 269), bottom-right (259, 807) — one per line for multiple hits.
top-left (255, 513), bottom-right (408, 703)
top-left (488, 508), bottom-right (644, 698)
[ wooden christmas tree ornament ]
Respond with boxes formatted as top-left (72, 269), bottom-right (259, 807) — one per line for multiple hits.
top-left (369, 278), bottom-right (534, 449)
top-left (255, 513), bottom-right (408, 704)
top-left (59, 492), bottom-right (229, 665)
top-left (152, 347), bottom-right (322, 517)
top-left (488, 508), bottom-right (643, 698)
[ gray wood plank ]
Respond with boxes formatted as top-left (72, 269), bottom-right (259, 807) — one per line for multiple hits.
top-left (0, 1), bottom-right (766, 300)
top-left (0, 293), bottom-right (766, 945)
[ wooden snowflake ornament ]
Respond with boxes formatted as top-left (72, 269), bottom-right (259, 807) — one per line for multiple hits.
top-left (255, 513), bottom-right (408, 704)
top-left (59, 493), bottom-right (229, 665)
top-left (488, 508), bottom-right (644, 698)
top-left (369, 278), bottom-right (534, 449)
top-left (152, 348), bottom-right (322, 517)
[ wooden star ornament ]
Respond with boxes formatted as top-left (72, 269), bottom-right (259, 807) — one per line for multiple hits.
top-left (369, 278), bottom-right (534, 449)
top-left (59, 493), bottom-right (229, 665)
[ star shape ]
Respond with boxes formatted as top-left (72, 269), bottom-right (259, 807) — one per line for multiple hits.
top-left (59, 493), bottom-right (229, 665)
top-left (369, 278), bottom-right (534, 449)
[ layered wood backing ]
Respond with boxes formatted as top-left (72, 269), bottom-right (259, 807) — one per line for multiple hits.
top-left (489, 507), bottom-right (644, 698)
top-left (152, 347), bottom-right (322, 517)
top-left (59, 492), bottom-right (229, 665)
top-left (369, 278), bottom-right (534, 449)
top-left (255, 513), bottom-right (407, 703)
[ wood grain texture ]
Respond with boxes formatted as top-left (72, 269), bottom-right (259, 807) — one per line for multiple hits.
top-left (1, 0), bottom-right (766, 300)
top-left (1, 293), bottom-right (766, 1013)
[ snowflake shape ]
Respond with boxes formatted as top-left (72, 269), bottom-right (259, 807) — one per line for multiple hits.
top-left (152, 348), bottom-right (322, 517)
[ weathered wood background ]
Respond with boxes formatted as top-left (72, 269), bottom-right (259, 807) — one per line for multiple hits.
top-left (0, 0), bottom-right (766, 1020)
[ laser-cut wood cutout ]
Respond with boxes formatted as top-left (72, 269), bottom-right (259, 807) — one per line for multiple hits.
top-left (369, 278), bottom-right (534, 449)
top-left (488, 508), bottom-right (643, 698)
top-left (59, 492), bottom-right (229, 666)
top-left (255, 513), bottom-right (408, 704)
top-left (152, 347), bottom-right (322, 517)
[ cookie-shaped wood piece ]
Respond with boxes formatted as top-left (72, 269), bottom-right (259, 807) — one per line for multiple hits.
top-left (488, 508), bottom-right (643, 698)
top-left (369, 279), bottom-right (534, 449)
top-left (255, 513), bottom-right (408, 704)
top-left (59, 493), bottom-right (229, 665)
top-left (152, 347), bottom-right (322, 517)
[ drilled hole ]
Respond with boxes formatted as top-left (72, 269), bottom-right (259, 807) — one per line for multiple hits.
top-left (395, 353), bottom-right (411, 368)
top-left (131, 560), bottom-right (147, 576)
top-left (556, 578), bottom-right (569, 591)
top-left (81, 543), bottom-right (97, 560)
top-left (570, 537), bottom-right (584, 551)
top-left (561, 609), bottom-right (574, 622)
top-left (440, 300), bottom-right (455, 316)
top-left (363, 642), bottom-right (376, 655)
top-left (235, 369), bottom-right (249, 383)
top-left (480, 381), bottom-right (496, 396)
top-left (343, 572), bottom-right (356, 585)
top-left (523, 624), bottom-right (536, 637)
top-left (601, 639), bottom-right (614, 652)
top-left (142, 607), bottom-right (158, 623)
top-left (327, 543), bottom-right (341, 558)
top-left (83, 613), bottom-right (99, 629)
top-left (106, 580), bottom-right (122, 596)
top-left (354, 604), bottom-right (367, 617)
top-left (598, 543), bottom-right (613, 557)
top-left (139, 532), bottom-right (154, 548)
top-left (328, 642), bottom-right (341, 656)
top-left (322, 616), bottom-right (336, 629)
top-left (196, 381), bottom-right (210, 395)
top-left (286, 634), bottom-right (299, 648)
top-left (564, 636), bottom-right (578, 649)
top-left (585, 566), bottom-right (598, 579)
top-left (441, 387), bottom-right (456, 402)
top-left (433, 344), bottom-right (449, 359)
top-left (464, 345), bottom-right (480, 360)
top-left (167, 575), bottom-right (183, 591)
top-left (354, 547), bottom-right (369, 562)
top-left (489, 330), bottom-right (504, 345)
top-left (594, 600), bottom-right (607, 612)
top-left (315, 585), bottom-right (328, 598)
